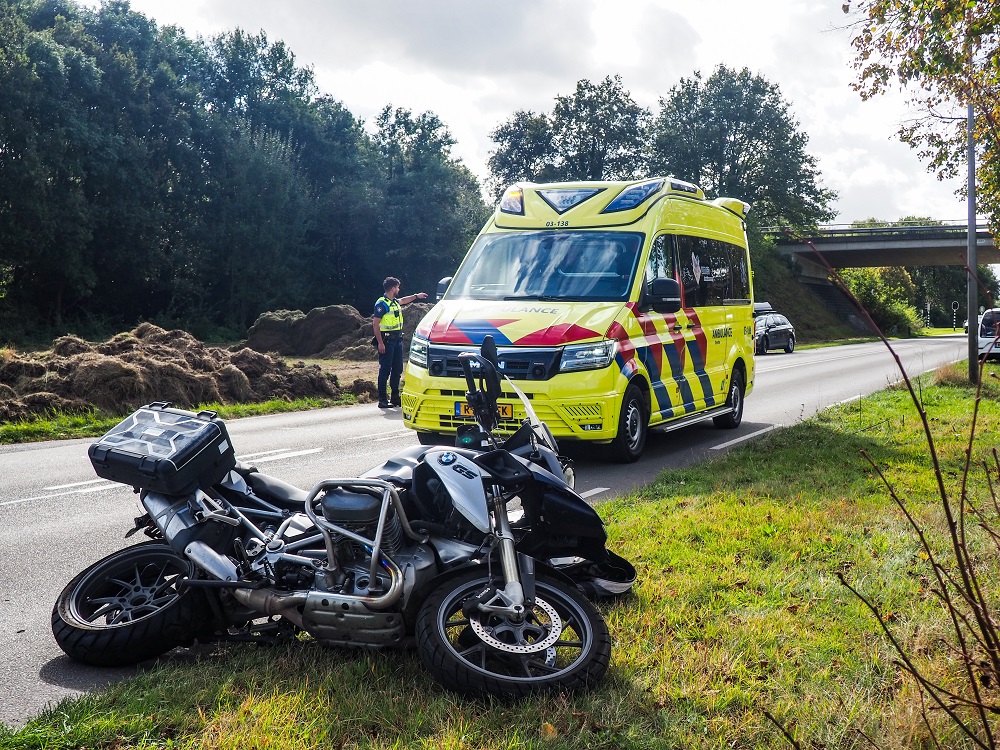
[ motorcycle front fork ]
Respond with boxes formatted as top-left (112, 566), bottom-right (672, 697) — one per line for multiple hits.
top-left (476, 487), bottom-right (535, 621)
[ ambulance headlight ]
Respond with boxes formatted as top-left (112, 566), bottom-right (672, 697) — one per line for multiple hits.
top-left (559, 340), bottom-right (617, 372)
top-left (409, 336), bottom-right (429, 368)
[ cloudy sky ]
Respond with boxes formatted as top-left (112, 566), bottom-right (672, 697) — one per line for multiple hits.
top-left (93, 0), bottom-right (973, 224)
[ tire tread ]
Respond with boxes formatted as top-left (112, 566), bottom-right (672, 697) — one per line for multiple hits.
top-left (51, 542), bottom-right (209, 667)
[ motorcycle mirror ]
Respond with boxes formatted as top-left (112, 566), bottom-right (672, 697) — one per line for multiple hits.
top-left (482, 335), bottom-right (499, 369)
top-left (480, 336), bottom-right (503, 406)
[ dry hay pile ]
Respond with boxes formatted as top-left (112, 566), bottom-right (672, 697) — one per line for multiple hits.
top-left (245, 302), bottom-right (434, 360)
top-left (0, 323), bottom-right (346, 422)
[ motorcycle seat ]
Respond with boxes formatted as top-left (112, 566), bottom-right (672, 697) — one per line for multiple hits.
top-left (243, 470), bottom-right (310, 508)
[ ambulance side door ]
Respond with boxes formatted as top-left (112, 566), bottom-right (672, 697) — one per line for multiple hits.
top-left (638, 234), bottom-right (698, 419)
top-left (676, 234), bottom-right (723, 409)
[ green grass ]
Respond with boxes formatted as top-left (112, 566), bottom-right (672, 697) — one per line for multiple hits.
top-left (0, 396), bottom-right (355, 444)
top-left (919, 326), bottom-right (966, 336)
top-left (4, 366), bottom-right (1000, 748)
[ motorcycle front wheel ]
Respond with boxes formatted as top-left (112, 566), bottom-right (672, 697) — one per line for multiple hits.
top-left (52, 541), bottom-right (209, 666)
top-left (416, 569), bottom-right (611, 698)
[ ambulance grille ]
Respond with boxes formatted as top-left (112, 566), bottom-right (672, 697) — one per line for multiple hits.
top-left (426, 346), bottom-right (561, 381)
top-left (438, 414), bottom-right (521, 433)
top-left (439, 388), bottom-right (533, 400)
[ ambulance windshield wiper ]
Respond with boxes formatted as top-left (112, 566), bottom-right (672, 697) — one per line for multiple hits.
top-left (503, 295), bottom-right (564, 301)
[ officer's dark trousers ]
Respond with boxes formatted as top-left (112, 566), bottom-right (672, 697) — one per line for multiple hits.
top-left (377, 334), bottom-right (404, 402)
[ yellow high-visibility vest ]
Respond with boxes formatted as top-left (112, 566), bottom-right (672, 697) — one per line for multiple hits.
top-left (377, 296), bottom-right (403, 332)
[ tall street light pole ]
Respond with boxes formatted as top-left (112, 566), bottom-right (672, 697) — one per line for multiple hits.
top-left (967, 102), bottom-right (978, 384)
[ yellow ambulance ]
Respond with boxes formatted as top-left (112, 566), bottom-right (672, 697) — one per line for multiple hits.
top-left (401, 177), bottom-right (755, 462)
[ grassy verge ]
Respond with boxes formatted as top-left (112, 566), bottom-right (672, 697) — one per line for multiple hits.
top-left (3, 365), bottom-right (1000, 748)
top-left (0, 396), bottom-right (355, 445)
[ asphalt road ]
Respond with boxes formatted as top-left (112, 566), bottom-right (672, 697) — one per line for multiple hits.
top-left (0, 335), bottom-right (968, 727)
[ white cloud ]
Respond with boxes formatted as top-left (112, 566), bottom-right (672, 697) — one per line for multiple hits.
top-left (83, 0), bottom-right (971, 223)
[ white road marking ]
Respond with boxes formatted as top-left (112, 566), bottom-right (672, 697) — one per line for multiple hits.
top-left (238, 449), bottom-right (292, 459)
top-left (835, 395), bottom-right (863, 405)
top-left (711, 425), bottom-right (783, 451)
top-left (349, 429), bottom-right (411, 441)
top-left (251, 448), bottom-right (323, 463)
top-left (2, 482), bottom-right (123, 507)
top-left (43, 478), bottom-right (107, 490)
top-left (5, 447), bottom-right (326, 508)
top-left (375, 432), bottom-right (414, 443)
top-left (579, 487), bottom-right (610, 499)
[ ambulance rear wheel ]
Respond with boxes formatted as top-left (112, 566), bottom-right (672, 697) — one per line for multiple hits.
top-left (610, 383), bottom-right (647, 463)
top-left (714, 370), bottom-right (744, 429)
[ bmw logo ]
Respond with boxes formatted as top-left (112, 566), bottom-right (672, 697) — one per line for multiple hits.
top-left (438, 452), bottom-right (458, 465)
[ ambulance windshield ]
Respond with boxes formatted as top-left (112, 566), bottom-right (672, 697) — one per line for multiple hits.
top-left (447, 231), bottom-right (643, 302)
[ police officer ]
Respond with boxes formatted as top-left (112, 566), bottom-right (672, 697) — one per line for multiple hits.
top-left (373, 276), bottom-right (427, 409)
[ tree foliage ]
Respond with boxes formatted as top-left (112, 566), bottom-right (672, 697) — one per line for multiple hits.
top-left (840, 266), bottom-right (924, 332)
top-left (846, 0), bottom-right (1000, 231)
top-left (486, 75), bottom-right (649, 200)
top-left (486, 67), bottom-right (836, 245)
top-left (649, 65), bottom-right (837, 232)
top-left (0, 0), bottom-right (489, 339)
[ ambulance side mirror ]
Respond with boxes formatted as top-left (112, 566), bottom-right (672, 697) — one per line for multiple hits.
top-left (436, 276), bottom-right (453, 300)
top-left (649, 277), bottom-right (681, 314)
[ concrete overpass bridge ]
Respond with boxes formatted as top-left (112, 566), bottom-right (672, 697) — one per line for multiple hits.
top-left (771, 222), bottom-right (998, 280)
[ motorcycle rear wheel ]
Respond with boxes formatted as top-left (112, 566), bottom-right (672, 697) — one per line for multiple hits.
top-left (52, 541), bottom-right (209, 666)
top-left (416, 569), bottom-right (611, 698)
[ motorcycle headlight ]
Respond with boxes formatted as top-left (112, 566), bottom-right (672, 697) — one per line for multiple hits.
top-left (409, 336), bottom-right (429, 368)
top-left (559, 339), bottom-right (617, 372)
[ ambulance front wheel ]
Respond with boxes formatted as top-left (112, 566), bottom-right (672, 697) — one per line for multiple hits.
top-left (714, 370), bottom-right (744, 429)
top-left (610, 383), bottom-right (647, 463)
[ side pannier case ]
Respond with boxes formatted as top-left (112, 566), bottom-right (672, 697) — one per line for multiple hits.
top-left (89, 402), bottom-right (236, 494)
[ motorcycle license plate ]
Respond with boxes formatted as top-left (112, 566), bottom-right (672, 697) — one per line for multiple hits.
top-left (455, 402), bottom-right (513, 419)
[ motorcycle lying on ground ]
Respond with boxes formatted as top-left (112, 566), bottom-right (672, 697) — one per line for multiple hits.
top-left (53, 336), bottom-right (636, 697)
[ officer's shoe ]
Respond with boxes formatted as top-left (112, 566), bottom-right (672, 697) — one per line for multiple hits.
top-left (390, 396), bottom-right (402, 408)
top-left (378, 397), bottom-right (391, 409)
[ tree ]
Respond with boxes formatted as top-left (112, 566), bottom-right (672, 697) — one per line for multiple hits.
top-left (363, 106), bottom-right (489, 308)
top-left (486, 76), bottom-right (649, 196)
top-left (0, 0), bottom-right (488, 339)
top-left (486, 111), bottom-right (558, 200)
top-left (845, 1), bottom-right (1000, 232)
top-left (840, 266), bottom-right (924, 332)
top-left (649, 65), bottom-right (836, 232)
top-left (0, 0), bottom-right (101, 328)
top-left (550, 76), bottom-right (649, 182)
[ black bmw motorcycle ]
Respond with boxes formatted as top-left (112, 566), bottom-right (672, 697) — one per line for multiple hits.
top-left (53, 336), bottom-right (635, 697)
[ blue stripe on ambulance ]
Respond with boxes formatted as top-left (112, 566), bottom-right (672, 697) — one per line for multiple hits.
top-left (450, 321), bottom-right (514, 346)
top-left (635, 341), bottom-right (694, 416)
top-left (685, 339), bottom-right (716, 407)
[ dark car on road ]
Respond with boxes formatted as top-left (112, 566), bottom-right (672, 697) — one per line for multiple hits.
top-left (755, 312), bottom-right (796, 354)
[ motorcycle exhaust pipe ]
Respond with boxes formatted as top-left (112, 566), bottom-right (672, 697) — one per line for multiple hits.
top-left (184, 540), bottom-right (239, 582)
top-left (232, 588), bottom-right (307, 629)
top-left (142, 492), bottom-right (242, 582)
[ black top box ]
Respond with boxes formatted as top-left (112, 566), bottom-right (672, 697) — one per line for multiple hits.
top-left (89, 402), bottom-right (236, 495)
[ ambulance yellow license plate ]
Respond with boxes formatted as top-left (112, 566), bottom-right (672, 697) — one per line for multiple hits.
top-left (455, 402), bottom-right (513, 419)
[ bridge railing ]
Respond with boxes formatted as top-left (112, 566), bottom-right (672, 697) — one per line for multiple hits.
top-left (765, 222), bottom-right (991, 242)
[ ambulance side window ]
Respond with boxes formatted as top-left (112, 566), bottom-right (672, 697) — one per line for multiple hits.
top-left (703, 240), bottom-right (732, 306)
top-left (730, 243), bottom-right (750, 302)
top-left (644, 235), bottom-right (675, 308)
top-left (677, 235), bottom-right (709, 307)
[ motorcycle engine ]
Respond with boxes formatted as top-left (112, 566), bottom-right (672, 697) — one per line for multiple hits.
top-left (320, 487), bottom-right (403, 554)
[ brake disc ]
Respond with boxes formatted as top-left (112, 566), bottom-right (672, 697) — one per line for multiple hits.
top-left (468, 596), bottom-right (563, 654)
